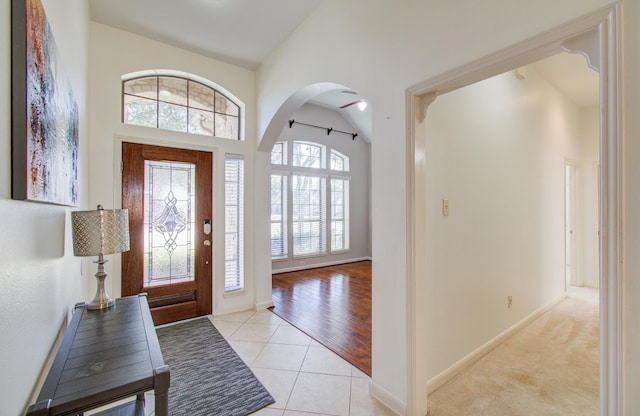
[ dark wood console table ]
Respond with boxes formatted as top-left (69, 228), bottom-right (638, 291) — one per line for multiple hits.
top-left (26, 294), bottom-right (170, 416)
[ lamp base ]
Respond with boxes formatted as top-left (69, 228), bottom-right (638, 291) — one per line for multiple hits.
top-left (87, 257), bottom-right (116, 310)
top-left (86, 297), bottom-right (116, 310)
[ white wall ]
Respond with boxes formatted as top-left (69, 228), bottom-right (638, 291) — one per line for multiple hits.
top-left (272, 103), bottom-right (371, 272)
top-left (424, 65), bottom-right (585, 379)
top-left (0, 0), bottom-right (90, 414)
top-left (88, 23), bottom-right (269, 316)
top-left (255, 0), bottom-right (620, 411)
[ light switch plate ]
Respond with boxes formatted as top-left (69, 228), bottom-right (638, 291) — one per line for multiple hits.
top-left (442, 199), bottom-right (449, 216)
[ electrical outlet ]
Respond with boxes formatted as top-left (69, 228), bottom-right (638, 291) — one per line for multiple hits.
top-left (508, 296), bottom-right (513, 308)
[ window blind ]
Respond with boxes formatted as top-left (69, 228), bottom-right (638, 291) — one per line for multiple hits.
top-left (224, 154), bottom-right (244, 292)
top-left (331, 178), bottom-right (350, 251)
top-left (271, 174), bottom-right (288, 258)
top-left (292, 174), bottom-right (326, 256)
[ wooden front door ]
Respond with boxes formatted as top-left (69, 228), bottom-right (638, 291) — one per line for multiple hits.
top-left (122, 142), bottom-right (212, 325)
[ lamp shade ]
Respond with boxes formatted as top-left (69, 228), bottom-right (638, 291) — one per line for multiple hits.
top-left (72, 206), bottom-right (130, 256)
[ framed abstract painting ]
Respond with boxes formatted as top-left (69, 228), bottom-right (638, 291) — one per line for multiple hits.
top-left (11, 0), bottom-right (79, 206)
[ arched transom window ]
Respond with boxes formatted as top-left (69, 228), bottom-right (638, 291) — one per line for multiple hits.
top-left (122, 75), bottom-right (241, 140)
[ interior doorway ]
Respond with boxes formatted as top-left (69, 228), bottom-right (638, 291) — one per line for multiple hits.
top-left (406, 5), bottom-right (622, 416)
top-left (565, 161), bottom-right (578, 288)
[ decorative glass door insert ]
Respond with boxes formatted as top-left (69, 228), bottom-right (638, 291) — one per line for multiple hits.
top-left (144, 160), bottom-right (196, 287)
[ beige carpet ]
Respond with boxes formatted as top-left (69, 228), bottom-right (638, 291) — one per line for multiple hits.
top-left (427, 287), bottom-right (599, 416)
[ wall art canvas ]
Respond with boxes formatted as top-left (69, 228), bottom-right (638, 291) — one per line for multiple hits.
top-left (11, 0), bottom-right (79, 206)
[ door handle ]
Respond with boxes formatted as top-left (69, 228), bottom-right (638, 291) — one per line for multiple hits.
top-left (203, 240), bottom-right (211, 246)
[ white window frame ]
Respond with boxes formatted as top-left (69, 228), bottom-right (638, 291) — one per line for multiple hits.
top-left (271, 140), bottom-right (351, 261)
top-left (121, 70), bottom-right (245, 141)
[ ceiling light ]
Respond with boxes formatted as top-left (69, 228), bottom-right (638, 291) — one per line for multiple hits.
top-left (357, 101), bottom-right (368, 111)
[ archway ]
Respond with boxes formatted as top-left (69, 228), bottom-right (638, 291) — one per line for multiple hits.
top-left (258, 82), bottom-right (363, 151)
top-left (259, 81), bottom-right (375, 373)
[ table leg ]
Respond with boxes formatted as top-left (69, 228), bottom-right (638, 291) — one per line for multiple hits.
top-left (153, 365), bottom-right (171, 416)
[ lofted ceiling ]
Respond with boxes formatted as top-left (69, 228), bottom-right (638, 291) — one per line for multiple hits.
top-left (89, 1), bottom-right (598, 143)
top-left (88, 0), bottom-right (324, 70)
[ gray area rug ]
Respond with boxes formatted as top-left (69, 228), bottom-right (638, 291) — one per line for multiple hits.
top-left (156, 317), bottom-right (275, 416)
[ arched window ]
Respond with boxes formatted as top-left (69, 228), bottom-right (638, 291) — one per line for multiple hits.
top-left (330, 149), bottom-right (349, 172)
top-left (122, 74), bottom-right (241, 140)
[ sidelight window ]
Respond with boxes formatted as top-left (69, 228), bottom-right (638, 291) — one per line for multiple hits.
top-left (224, 154), bottom-right (244, 292)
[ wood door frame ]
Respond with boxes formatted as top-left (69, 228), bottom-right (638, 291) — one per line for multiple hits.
top-left (121, 142), bottom-right (212, 323)
top-left (112, 136), bottom-right (218, 309)
top-left (405, 4), bottom-right (622, 416)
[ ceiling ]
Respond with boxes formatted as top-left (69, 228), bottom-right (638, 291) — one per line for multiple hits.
top-left (530, 52), bottom-right (599, 108)
top-left (89, 1), bottom-right (598, 141)
top-left (88, 0), bottom-right (324, 70)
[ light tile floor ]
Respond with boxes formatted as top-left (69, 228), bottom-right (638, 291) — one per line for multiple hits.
top-left (86, 310), bottom-right (395, 416)
top-left (130, 310), bottom-right (394, 416)
top-left (210, 309), bottom-right (395, 416)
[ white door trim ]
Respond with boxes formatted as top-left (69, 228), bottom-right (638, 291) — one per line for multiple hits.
top-left (405, 4), bottom-right (622, 416)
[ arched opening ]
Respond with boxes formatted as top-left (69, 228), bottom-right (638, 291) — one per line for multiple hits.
top-left (260, 82), bottom-right (374, 375)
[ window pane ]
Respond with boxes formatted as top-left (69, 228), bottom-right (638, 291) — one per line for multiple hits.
top-left (331, 153), bottom-right (343, 171)
top-left (144, 160), bottom-right (195, 287)
top-left (293, 142), bottom-right (322, 168)
top-left (188, 81), bottom-right (215, 111)
top-left (330, 150), bottom-right (349, 171)
top-left (158, 102), bottom-right (188, 132)
top-left (124, 95), bottom-right (157, 127)
top-left (124, 76), bottom-right (157, 100)
top-left (331, 179), bottom-right (349, 251)
top-left (215, 91), bottom-right (239, 116)
top-left (158, 76), bottom-right (188, 106)
top-left (271, 174), bottom-right (288, 258)
top-left (215, 113), bottom-right (239, 139)
top-left (188, 108), bottom-right (214, 136)
top-left (271, 143), bottom-right (284, 165)
top-left (331, 220), bottom-right (344, 250)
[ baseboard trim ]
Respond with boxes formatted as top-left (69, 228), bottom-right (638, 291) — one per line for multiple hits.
top-left (255, 299), bottom-right (274, 310)
top-left (272, 256), bottom-right (372, 274)
top-left (27, 314), bottom-right (69, 413)
top-left (369, 380), bottom-right (406, 416)
top-left (426, 293), bottom-right (567, 394)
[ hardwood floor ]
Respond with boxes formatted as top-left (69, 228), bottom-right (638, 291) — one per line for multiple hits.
top-left (270, 261), bottom-right (372, 376)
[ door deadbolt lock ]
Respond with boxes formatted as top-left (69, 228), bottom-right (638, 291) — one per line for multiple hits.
top-left (203, 240), bottom-right (211, 246)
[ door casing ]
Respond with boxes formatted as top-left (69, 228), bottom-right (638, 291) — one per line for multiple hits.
top-left (121, 141), bottom-right (213, 325)
top-left (404, 4), bottom-right (622, 416)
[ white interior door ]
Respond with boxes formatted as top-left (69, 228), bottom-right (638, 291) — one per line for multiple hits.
top-left (565, 162), bottom-right (577, 288)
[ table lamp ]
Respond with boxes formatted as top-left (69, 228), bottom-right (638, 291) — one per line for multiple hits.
top-left (71, 205), bottom-right (130, 310)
